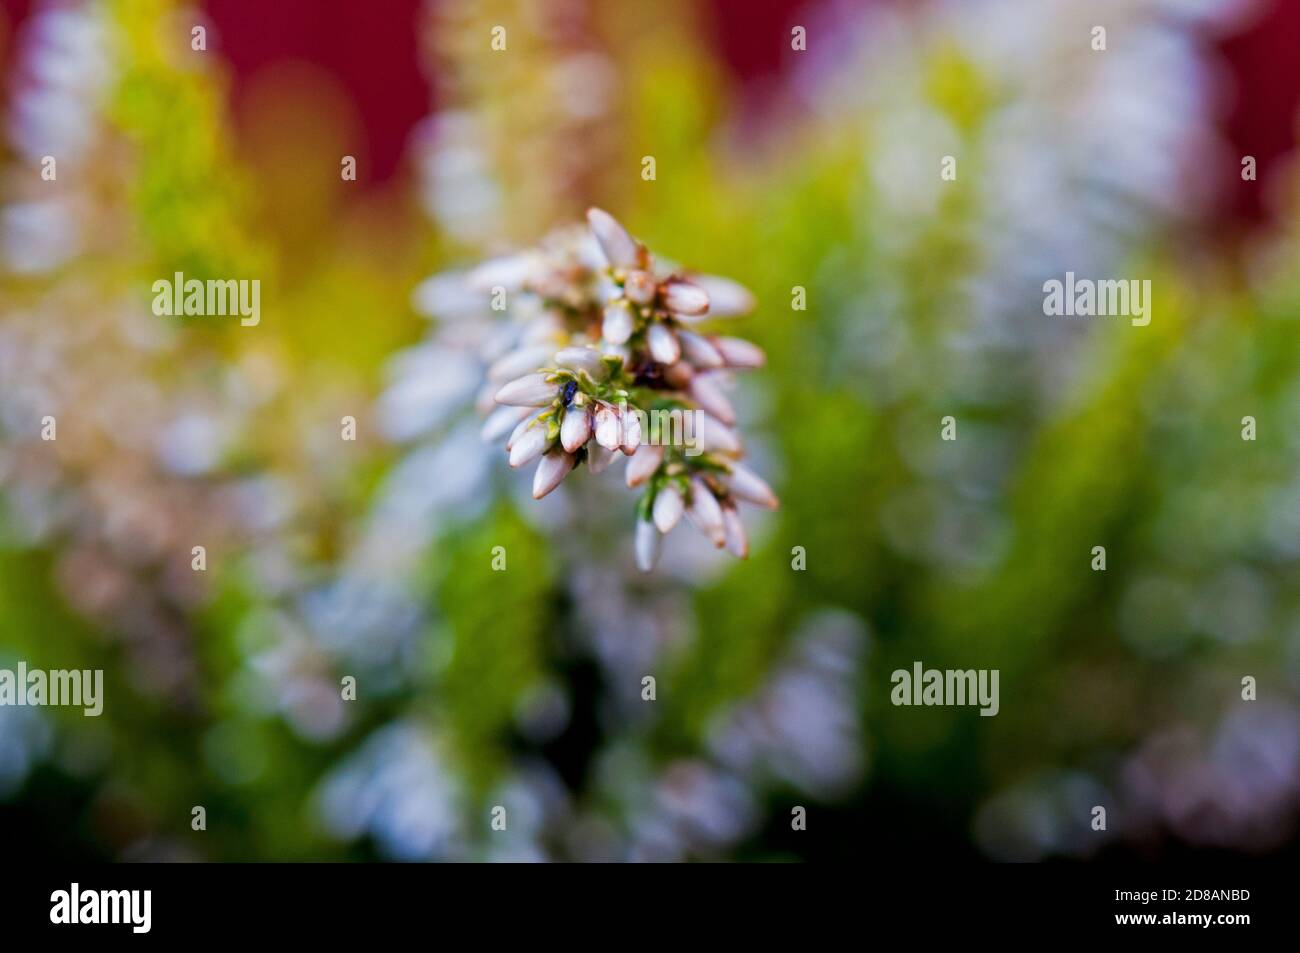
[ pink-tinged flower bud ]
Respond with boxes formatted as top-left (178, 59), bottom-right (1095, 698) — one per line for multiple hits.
top-left (594, 403), bottom-right (622, 450)
top-left (653, 484), bottom-right (685, 533)
top-left (686, 477), bottom-right (726, 547)
top-left (533, 449), bottom-right (575, 499)
top-left (620, 407), bottom-right (642, 454)
top-left (554, 346), bottom-right (606, 377)
top-left (623, 270), bottom-right (656, 305)
top-left (721, 502), bottom-right (749, 558)
top-left (482, 404), bottom-right (531, 442)
top-left (661, 279), bottom-right (710, 316)
top-left (697, 413), bottom-right (742, 455)
top-left (687, 274), bottom-right (754, 316)
top-left (635, 518), bottom-right (662, 571)
top-left (714, 336), bottom-right (765, 369)
top-left (689, 373), bottom-right (736, 425)
top-left (488, 345), bottom-right (555, 382)
top-left (647, 322), bottom-right (682, 365)
top-left (509, 424), bottom-right (551, 468)
top-left (560, 404), bottom-right (593, 452)
top-left (727, 463), bottom-right (778, 509)
top-left (587, 443), bottom-right (618, 474)
top-left (587, 207), bottom-right (641, 270)
top-left (677, 329), bottom-right (724, 368)
top-left (602, 301), bottom-right (634, 345)
top-left (495, 372), bottom-right (556, 407)
top-left (625, 444), bottom-right (664, 487)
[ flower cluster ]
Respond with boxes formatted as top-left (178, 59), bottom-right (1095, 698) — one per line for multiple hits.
top-left (480, 209), bottom-right (777, 570)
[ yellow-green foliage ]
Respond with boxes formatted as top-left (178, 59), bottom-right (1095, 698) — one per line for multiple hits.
top-left (434, 505), bottom-right (554, 798)
top-left (107, 0), bottom-right (268, 283)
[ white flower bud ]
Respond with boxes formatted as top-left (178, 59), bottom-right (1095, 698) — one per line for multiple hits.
top-left (689, 373), bottom-right (736, 425)
top-left (635, 518), bottom-right (663, 572)
top-left (533, 449), bottom-right (575, 499)
top-left (727, 463), bottom-right (778, 509)
top-left (647, 322), bottom-right (681, 365)
top-left (587, 207), bottom-right (641, 270)
top-left (625, 444), bottom-right (664, 487)
top-left (660, 278), bottom-right (710, 316)
top-left (687, 274), bottom-right (754, 316)
top-left (602, 301), bottom-right (635, 345)
top-left (595, 273), bottom-right (622, 304)
top-left (677, 329), bottom-right (724, 368)
top-left (509, 424), bottom-right (551, 468)
top-left (714, 336), bottom-right (765, 368)
top-left (560, 404), bottom-right (593, 452)
top-left (653, 484), bottom-right (685, 533)
top-left (495, 372), bottom-right (556, 407)
top-left (506, 412), bottom-right (539, 450)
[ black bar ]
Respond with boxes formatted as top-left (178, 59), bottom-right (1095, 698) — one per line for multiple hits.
top-left (5, 863), bottom-right (1289, 941)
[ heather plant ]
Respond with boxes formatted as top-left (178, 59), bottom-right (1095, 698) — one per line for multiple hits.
top-left (1, 0), bottom-right (1297, 868)
top-left (475, 208), bottom-right (778, 569)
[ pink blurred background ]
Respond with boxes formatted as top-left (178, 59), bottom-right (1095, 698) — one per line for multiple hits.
top-left (4, 0), bottom-right (1294, 233)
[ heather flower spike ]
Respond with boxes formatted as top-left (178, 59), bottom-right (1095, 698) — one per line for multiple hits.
top-left (477, 208), bottom-right (777, 570)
